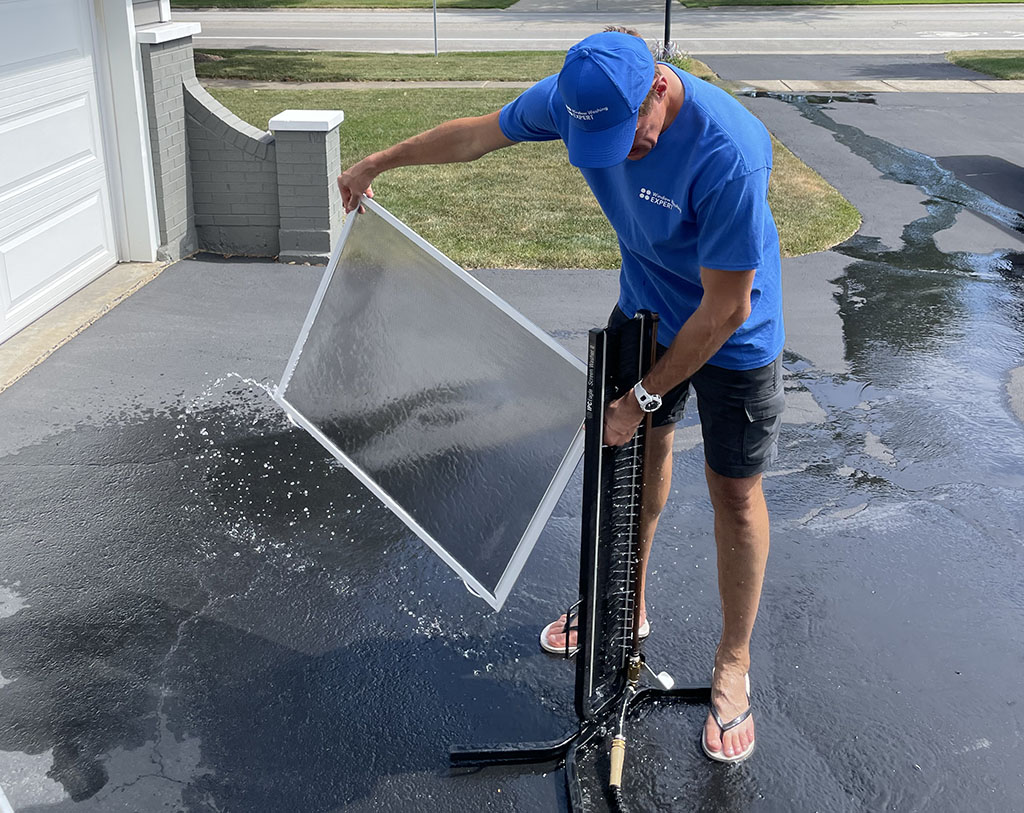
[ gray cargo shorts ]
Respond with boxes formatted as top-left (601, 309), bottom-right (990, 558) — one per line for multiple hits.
top-left (609, 305), bottom-right (785, 479)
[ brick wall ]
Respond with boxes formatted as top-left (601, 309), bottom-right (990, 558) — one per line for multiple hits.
top-left (139, 32), bottom-right (343, 263)
top-left (139, 39), bottom-right (197, 261)
top-left (184, 78), bottom-right (280, 257)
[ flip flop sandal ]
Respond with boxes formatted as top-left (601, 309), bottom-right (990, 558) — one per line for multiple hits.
top-left (701, 672), bottom-right (755, 764)
top-left (539, 615), bottom-right (650, 656)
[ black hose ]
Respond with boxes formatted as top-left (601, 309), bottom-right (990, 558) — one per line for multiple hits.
top-left (610, 785), bottom-right (630, 813)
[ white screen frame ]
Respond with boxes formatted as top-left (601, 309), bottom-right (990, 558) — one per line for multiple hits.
top-left (274, 198), bottom-right (585, 611)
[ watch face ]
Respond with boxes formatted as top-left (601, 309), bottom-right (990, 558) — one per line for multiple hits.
top-left (634, 382), bottom-right (661, 412)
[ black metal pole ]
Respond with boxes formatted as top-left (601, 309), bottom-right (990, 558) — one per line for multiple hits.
top-left (664, 0), bottom-right (672, 54)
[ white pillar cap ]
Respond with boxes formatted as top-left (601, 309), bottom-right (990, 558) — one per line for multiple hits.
top-left (136, 22), bottom-right (202, 44)
top-left (269, 110), bottom-right (346, 133)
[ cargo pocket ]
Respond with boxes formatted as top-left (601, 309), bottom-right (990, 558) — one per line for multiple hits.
top-left (742, 388), bottom-right (786, 467)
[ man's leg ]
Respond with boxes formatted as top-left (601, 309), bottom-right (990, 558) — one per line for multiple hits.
top-left (702, 466), bottom-right (770, 759)
top-left (542, 423), bottom-right (676, 650)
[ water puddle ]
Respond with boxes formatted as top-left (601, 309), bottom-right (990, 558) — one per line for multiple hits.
top-left (741, 89), bottom-right (879, 106)
top-left (0, 376), bottom-right (582, 809)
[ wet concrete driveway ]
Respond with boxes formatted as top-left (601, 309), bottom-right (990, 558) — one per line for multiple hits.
top-left (1, 87), bottom-right (1023, 811)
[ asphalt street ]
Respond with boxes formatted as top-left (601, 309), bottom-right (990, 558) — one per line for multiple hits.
top-left (1, 22), bottom-right (1024, 813)
top-left (179, 4), bottom-right (1024, 53)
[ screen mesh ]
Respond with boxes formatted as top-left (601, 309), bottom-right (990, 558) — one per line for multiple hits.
top-left (276, 201), bottom-right (585, 610)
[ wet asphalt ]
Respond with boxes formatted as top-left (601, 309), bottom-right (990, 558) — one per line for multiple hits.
top-left (2, 62), bottom-right (1024, 813)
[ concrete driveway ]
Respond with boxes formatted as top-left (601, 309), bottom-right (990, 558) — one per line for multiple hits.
top-left (1, 51), bottom-right (1023, 813)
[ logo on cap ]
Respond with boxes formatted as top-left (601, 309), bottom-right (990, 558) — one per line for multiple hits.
top-left (556, 32), bottom-right (656, 168)
top-left (566, 104), bottom-right (610, 122)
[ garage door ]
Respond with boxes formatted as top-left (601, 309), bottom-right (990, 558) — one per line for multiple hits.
top-left (0, 0), bottom-right (118, 343)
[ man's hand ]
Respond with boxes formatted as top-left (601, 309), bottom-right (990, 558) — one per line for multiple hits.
top-left (604, 390), bottom-right (645, 446)
top-left (337, 159), bottom-right (377, 213)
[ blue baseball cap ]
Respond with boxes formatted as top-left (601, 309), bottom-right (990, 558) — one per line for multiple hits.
top-left (557, 32), bottom-right (656, 169)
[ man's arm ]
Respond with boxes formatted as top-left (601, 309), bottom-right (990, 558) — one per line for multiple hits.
top-left (337, 110), bottom-right (516, 212)
top-left (603, 266), bottom-right (755, 446)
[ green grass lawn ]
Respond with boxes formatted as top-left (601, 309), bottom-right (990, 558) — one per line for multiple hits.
top-left (947, 50), bottom-right (1024, 79)
top-left (174, 0), bottom-right (517, 8)
top-left (195, 49), bottom-right (716, 83)
top-left (208, 86), bottom-right (857, 268)
top-left (196, 50), bottom-right (567, 82)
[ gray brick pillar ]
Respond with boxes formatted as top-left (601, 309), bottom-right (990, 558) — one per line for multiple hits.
top-left (270, 111), bottom-right (345, 265)
top-left (138, 24), bottom-right (202, 261)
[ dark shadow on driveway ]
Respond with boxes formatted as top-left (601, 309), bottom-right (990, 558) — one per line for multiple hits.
top-left (936, 155), bottom-right (1024, 217)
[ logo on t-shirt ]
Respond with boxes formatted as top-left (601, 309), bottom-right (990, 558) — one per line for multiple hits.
top-left (565, 104), bottom-right (609, 121)
top-left (638, 187), bottom-right (681, 213)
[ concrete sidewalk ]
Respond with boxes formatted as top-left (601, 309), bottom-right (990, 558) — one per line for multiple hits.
top-left (728, 78), bottom-right (1024, 94)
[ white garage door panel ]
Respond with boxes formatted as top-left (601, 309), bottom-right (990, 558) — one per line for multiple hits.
top-left (0, 97), bottom-right (96, 198)
top-left (0, 164), bottom-right (108, 239)
top-left (0, 0), bottom-right (118, 343)
top-left (0, 0), bottom-right (87, 73)
top-left (1, 194), bottom-right (112, 306)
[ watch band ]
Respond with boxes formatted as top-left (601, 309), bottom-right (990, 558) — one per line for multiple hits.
top-left (633, 381), bottom-right (663, 413)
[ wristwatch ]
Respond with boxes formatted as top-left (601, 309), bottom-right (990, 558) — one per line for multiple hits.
top-left (632, 380), bottom-right (663, 413)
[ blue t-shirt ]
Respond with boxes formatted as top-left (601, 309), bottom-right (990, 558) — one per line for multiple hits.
top-left (499, 64), bottom-right (784, 370)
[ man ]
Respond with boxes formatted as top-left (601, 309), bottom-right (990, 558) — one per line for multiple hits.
top-left (337, 29), bottom-right (784, 764)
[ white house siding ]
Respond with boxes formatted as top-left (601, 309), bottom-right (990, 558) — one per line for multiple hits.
top-left (132, 0), bottom-right (166, 27)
